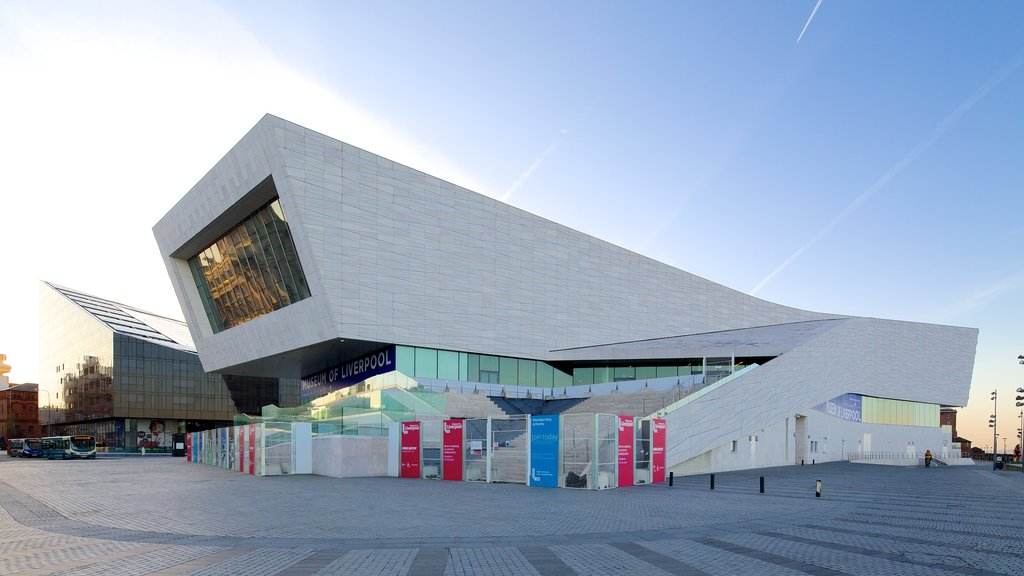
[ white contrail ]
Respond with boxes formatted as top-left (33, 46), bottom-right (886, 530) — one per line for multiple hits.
top-left (501, 129), bottom-right (567, 203)
top-left (937, 273), bottom-right (1024, 319)
top-left (751, 50), bottom-right (1024, 296)
top-left (797, 0), bottom-right (824, 44)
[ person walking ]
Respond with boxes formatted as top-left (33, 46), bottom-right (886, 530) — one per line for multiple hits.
top-left (924, 449), bottom-right (932, 467)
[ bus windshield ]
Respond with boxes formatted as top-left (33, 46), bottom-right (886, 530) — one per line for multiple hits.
top-left (25, 439), bottom-right (41, 451)
top-left (70, 436), bottom-right (96, 451)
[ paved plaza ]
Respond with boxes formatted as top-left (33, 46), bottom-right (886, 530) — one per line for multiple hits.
top-left (1, 457), bottom-right (1022, 575)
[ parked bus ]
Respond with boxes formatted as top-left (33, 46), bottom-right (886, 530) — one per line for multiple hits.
top-left (7, 438), bottom-right (24, 457)
top-left (41, 435), bottom-right (97, 459)
top-left (21, 438), bottom-right (43, 458)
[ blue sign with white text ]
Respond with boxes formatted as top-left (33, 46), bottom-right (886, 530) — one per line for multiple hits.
top-left (529, 415), bottom-right (560, 488)
top-left (814, 393), bottom-right (862, 422)
top-left (300, 346), bottom-right (397, 403)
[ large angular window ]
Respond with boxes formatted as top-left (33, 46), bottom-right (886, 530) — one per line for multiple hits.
top-left (188, 198), bottom-right (310, 332)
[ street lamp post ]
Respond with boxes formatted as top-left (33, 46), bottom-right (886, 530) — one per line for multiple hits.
top-left (37, 389), bottom-right (53, 437)
top-left (1017, 352), bottom-right (1024, 471)
top-left (990, 389), bottom-right (998, 471)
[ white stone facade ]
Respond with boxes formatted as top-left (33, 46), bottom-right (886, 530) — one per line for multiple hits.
top-left (154, 115), bottom-right (978, 474)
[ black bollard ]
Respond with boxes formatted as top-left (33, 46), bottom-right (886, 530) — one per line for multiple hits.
top-left (710, 474), bottom-right (715, 490)
top-left (760, 476), bottom-right (764, 493)
top-left (801, 459), bottom-right (804, 465)
top-left (812, 459), bottom-right (815, 465)
top-left (669, 471), bottom-right (674, 487)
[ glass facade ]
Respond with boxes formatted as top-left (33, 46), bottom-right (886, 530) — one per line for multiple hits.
top-left (39, 283), bottom-right (298, 452)
top-left (396, 346), bottom-right (574, 387)
top-left (862, 396), bottom-right (939, 427)
top-left (189, 196), bottom-right (310, 333)
top-left (394, 345), bottom-right (747, 388)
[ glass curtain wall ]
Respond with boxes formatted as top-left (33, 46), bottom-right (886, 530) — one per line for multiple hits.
top-left (189, 197), bottom-right (310, 333)
top-left (395, 345), bottom-right (732, 388)
top-left (862, 396), bottom-right (940, 427)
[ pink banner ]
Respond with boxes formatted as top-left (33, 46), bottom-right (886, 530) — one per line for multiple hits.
top-left (400, 421), bottom-right (421, 478)
top-left (442, 419), bottom-right (464, 481)
top-left (652, 418), bottom-right (666, 483)
top-left (248, 424), bottom-right (255, 475)
top-left (186, 433), bottom-right (193, 462)
top-left (618, 415), bottom-right (635, 487)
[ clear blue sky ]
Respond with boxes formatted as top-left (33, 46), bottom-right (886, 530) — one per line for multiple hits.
top-left (1, 1), bottom-right (1021, 449)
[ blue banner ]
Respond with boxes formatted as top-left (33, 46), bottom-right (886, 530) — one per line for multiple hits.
top-left (814, 393), bottom-right (862, 422)
top-left (300, 346), bottom-right (396, 403)
top-left (529, 415), bottom-right (560, 488)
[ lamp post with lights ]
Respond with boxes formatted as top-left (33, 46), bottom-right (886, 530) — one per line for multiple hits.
top-left (989, 389), bottom-right (998, 470)
top-left (1017, 353), bottom-right (1024, 470)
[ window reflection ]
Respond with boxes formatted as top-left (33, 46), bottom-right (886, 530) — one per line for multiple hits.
top-left (188, 196), bottom-right (310, 332)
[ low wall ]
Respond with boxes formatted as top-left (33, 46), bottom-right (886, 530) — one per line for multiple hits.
top-left (313, 435), bottom-right (389, 478)
top-left (851, 458), bottom-right (919, 466)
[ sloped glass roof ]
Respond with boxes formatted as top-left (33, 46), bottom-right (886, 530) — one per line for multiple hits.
top-left (45, 282), bottom-right (195, 353)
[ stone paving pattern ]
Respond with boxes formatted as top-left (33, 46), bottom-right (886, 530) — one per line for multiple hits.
top-left (1, 458), bottom-right (1022, 575)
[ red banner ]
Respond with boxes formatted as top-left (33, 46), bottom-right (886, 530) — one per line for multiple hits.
top-left (248, 424), bottom-right (255, 475)
top-left (186, 433), bottom-right (193, 462)
top-left (442, 419), bottom-right (464, 481)
top-left (400, 421), bottom-right (421, 478)
top-left (652, 418), bottom-right (666, 483)
top-left (618, 415), bottom-right (635, 487)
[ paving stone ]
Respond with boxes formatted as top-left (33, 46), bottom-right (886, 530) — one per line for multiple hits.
top-left (2, 457), bottom-right (1023, 575)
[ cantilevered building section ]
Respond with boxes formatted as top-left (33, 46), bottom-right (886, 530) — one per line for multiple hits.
top-left (154, 114), bottom-right (977, 474)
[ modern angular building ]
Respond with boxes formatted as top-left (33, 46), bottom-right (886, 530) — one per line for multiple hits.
top-left (153, 114), bottom-right (978, 473)
top-left (37, 282), bottom-right (298, 451)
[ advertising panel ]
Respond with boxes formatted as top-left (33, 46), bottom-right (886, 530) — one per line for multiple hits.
top-left (529, 415), bottom-right (560, 488)
top-left (442, 419), bottom-right (464, 481)
top-left (651, 418), bottom-right (666, 483)
top-left (137, 419), bottom-right (173, 449)
top-left (617, 415), bottom-right (635, 487)
top-left (400, 421), bottom-right (421, 478)
top-left (186, 432), bottom-right (193, 462)
top-left (217, 427), bottom-right (224, 468)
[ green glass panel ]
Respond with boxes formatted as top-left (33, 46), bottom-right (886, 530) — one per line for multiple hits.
top-left (554, 368), bottom-right (572, 388)
top-left (395, 346), bottom-right (415, 377)
top-left (414, 348), bottom-right (437, 378)
top-left (438, 350), bottom-right (459, 380)
top-left (574, 368), bottom-right (593, 385)
top-left (459, 352), bottom-right (469, 381)
top-left (636, 367), bottom-right (657, 380)
top-left (593, 367), bottom-right (611, 384)
top-left (655, 366), bottom-right (677, 378)
top-left (467, 354), bottom-right (480, 382)
top-left (499, 357), bottom-right (518, 385)
top-left (613, 367), bottom-right (635, 381)
top-left (479, 355), bottom-right (499, 372)
top-left (518, 359), bottom-right (536, 386)
top-left (537, 363), bottom-right (554, 387)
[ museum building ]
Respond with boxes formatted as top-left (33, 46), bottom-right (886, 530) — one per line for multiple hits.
top-left (153, 114), bottom-right (978, 474)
